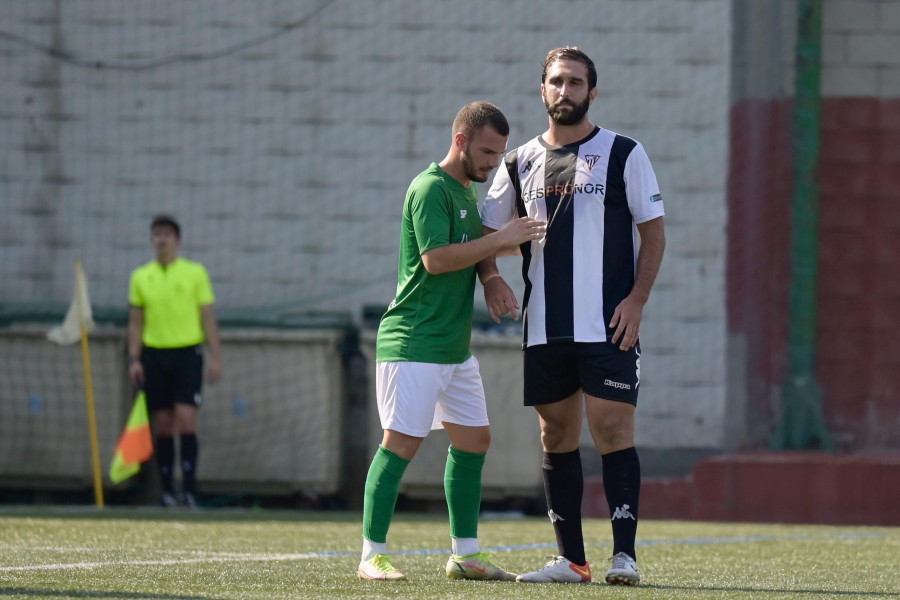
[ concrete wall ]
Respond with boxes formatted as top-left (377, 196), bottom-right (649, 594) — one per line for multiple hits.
top-left (0, 325), bottom-right (126, 487)
top-left (817, 0), bottom-right (900, 449)
top-left (198, 328), bottom-right (345, 493)
top-left (0, 0), bottom-right (734, 452)
top-left (727, 0), bottom-right (797, 448)
top-left (727, 0), bottom-right (900, 450)
top-left (0, 325), bottom-right (347, 494)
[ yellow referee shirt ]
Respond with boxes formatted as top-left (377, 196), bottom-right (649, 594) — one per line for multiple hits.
top-left (128, 257), bottom-right (215, 349)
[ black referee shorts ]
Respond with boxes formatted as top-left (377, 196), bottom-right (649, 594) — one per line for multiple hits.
top-left (141, 345), bottom-right (204, 412)
top-left (524, 341), bottom-right (641, 406)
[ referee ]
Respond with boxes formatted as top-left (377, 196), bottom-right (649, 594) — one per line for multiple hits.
top-left (127, 215), bottom-right (223, 508)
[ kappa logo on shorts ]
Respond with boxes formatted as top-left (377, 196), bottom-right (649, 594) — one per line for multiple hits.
top-left (604, 378), bottom-right (631, 390)
top-left (635, 350), bottom-right (641, 388)
top-left (460, 209), bottom-right (467, 219)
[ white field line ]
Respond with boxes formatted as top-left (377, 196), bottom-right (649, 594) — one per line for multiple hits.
top-left (0, 531), bottom-right (883, 572)
top-left (0, 552), bottom-right (334, 571)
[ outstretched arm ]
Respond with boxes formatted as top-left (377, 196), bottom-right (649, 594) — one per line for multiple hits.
top-left (421, 217), bottom-right (544, 274)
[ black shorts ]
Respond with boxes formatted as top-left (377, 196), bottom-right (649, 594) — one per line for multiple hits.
top-left (524, 341), bottom-right (641, 406)
top-left (142, 345), bottom-right (204, 412)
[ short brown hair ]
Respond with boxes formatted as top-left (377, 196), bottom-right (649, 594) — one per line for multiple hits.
top-left (542, 47), bottom-right (597, 89)
top-left (451, 101), bottom-right (509, 139)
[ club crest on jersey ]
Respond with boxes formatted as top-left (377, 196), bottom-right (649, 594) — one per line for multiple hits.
top-left (584, 154), bottom-right (602, 170)
top-left (460, 209), bottom-right (467, 219)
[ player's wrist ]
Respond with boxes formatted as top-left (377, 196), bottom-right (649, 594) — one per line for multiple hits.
top-left (480, 273), bottom-right (501, 285)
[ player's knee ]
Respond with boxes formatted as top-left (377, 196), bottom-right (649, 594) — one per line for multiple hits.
top-left (447, 426), bottom-right (490, 454)
top-left (540, 421), bottom-right (579, 452)
top-left (590, 411), bottom-right (633, 446)
top-left (473, 430), bottom-right (491, 454)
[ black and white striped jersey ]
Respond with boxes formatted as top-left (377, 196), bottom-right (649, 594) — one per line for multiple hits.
top-left (481, 126), bottom-right (665, 347)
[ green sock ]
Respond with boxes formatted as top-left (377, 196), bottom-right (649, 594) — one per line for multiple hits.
top-left (444, 446), bottom-right (486, 539)
top-left (362, 445), bottom-right (410, 543)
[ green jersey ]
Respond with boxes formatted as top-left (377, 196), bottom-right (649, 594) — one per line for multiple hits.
top-left (377, 163), bottom-right (482, 364)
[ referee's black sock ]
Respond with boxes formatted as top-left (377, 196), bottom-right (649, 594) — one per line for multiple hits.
top-left (542, 449), bottom-right (586, 565)
top-left (180, 433), bottom-right (198, 494)
top-left (602, 446), bottom-right (640, 559)
top-left (156, 435), bottom-right (175, 495)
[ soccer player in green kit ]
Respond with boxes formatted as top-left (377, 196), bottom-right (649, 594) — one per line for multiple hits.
top-left (357, 101), bottom-right (546, 582)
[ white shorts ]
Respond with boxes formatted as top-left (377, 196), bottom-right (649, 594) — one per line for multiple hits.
top-left (375, 356), bottom-right (489, 438)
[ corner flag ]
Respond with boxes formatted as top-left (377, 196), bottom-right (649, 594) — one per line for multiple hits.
top-left (110, 391), bottom-right (154, 484)
top-left (46, 260), bottom-right (105, 506)
top-left (47, 260), bottom-right (96, 345)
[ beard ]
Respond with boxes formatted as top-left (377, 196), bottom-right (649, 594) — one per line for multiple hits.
top-left (460, 149), bottom-right (489, 183)
top-left (545, 95), bottom-right (590, 126)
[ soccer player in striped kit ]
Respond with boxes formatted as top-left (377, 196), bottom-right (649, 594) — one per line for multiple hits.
top-left (480, 47), bottom-right (666, 586)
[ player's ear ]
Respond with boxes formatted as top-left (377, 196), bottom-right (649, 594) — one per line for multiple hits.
top-left (454, 131), bottom-right (467, 152)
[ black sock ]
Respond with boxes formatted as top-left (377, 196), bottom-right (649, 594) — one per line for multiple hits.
top-left (602, 447), bottom-right (640, 559)
top-left (542, 449), bottom-right (586, 565)
top-left (156, 435), bottom-right (175, 494)
top-left (180, 433), bottom-right (198, 494)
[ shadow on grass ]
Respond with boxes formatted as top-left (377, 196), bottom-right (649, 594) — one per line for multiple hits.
top-left (0, 587), bottom-right (220, 599)
top-left (0, 506), bottom-right (363, 523)
top-left (642, 584), bottom-right (899, 597)
top-left (0, 506), bottom-right (462, 525)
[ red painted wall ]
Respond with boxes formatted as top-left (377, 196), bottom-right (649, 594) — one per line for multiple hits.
top-left (818, 99), bottom-right (900, 448)
top-left (726, 99), bottom-right (794, 446)
top-left (585, 452), bottom-right (900, 525)
top-left (727, 98), bottom-right (900, 449)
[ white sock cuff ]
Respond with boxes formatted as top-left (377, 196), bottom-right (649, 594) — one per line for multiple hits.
top-left (451, 537), bottom-right (479, 557)
top-left (361, 537), bottom-right (388, 563)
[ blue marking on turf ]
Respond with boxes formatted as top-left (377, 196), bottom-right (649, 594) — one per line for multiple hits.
top-left (632, 531), bottom-right (882, 547)
top-left (335, 531), bottom-right (884, 559)
top-left (3, 531), bottom-right (884, 571)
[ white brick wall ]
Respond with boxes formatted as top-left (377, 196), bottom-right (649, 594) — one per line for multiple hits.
top-left (2, 0), bottom-right (730, 449)
top-left (823, 0), bottom-right (900, 96)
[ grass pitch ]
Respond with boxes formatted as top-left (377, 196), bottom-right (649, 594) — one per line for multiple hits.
top-left (1, 506), bottom-right (897, 599)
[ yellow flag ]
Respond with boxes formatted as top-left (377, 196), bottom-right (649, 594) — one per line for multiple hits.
top-left (47, 260), bottom-right (96, 345)
top-left (109, 391), bottom-right (154, 484)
